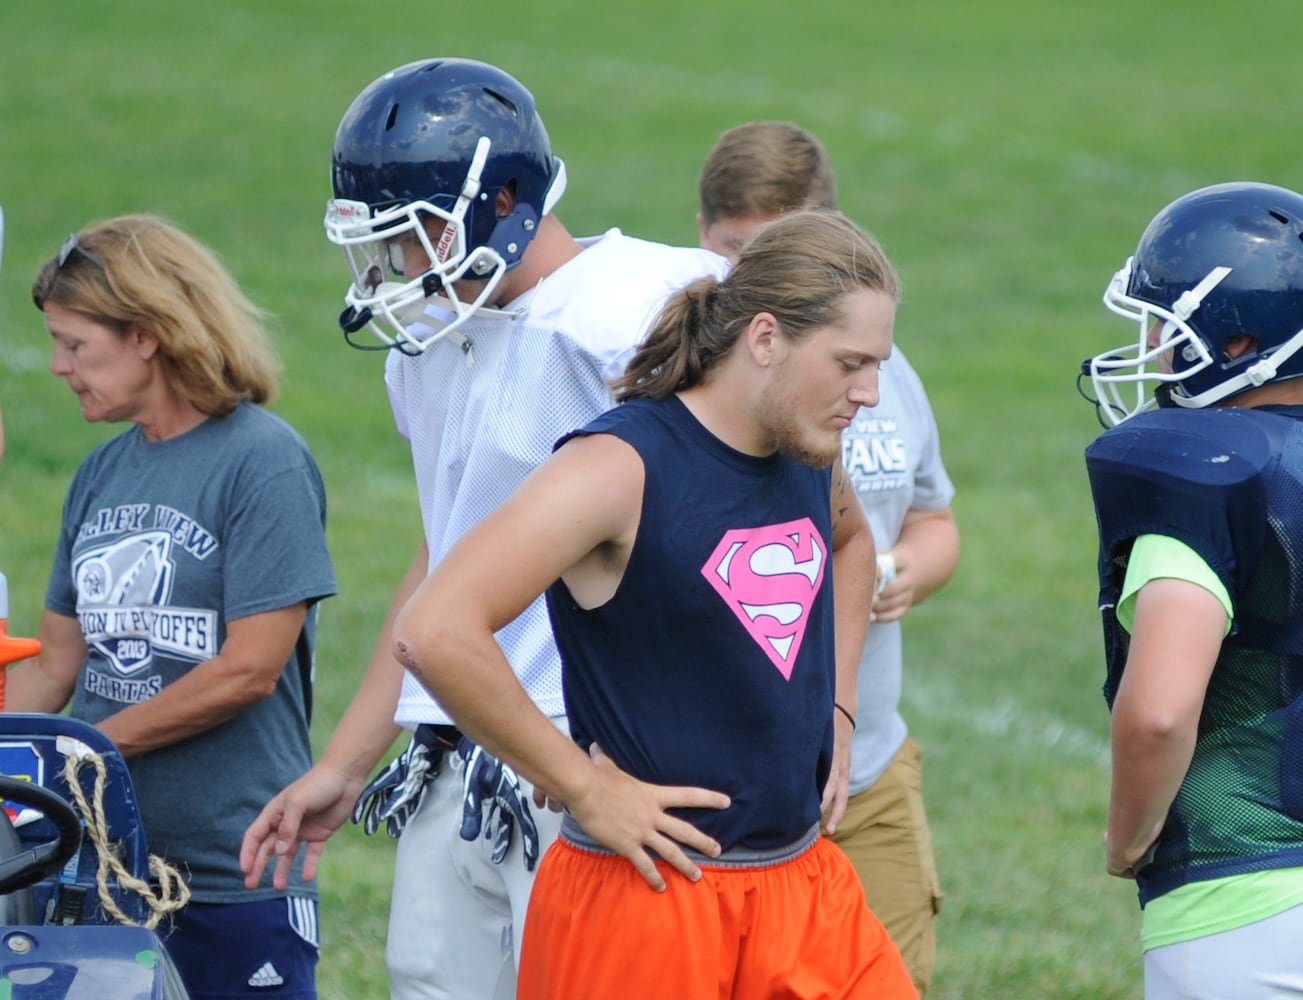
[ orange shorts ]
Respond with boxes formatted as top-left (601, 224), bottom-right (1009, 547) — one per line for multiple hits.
top-left (518, 832), bottom-right (917, 1000)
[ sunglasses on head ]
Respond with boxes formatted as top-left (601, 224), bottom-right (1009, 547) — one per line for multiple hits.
top-left (57, 233), bottom-right (103, 271)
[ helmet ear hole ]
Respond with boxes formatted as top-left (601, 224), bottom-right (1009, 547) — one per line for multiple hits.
top-left (496, 182), bottom-right (517, 219)
top-left (1224, 335), bottom-right (1258, 361)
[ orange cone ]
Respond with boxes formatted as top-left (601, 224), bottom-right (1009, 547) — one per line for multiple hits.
top-left (0, 572), bottom-right (42, 710)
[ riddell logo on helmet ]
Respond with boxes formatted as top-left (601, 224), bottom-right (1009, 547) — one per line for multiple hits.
top-left (329, 200), bottom-right (369, 222)
top-left (436, 222), bottom-right (458, 264)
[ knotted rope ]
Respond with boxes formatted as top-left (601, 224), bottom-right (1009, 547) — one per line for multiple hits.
top-left (59, 751), bottom-right (190, 930)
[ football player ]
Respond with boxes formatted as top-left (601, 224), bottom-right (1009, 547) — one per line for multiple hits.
top-left (240, 58), bottom-right (727, 1000)
top-left (391, 209), bottom-right (917, 1000)
top-left (1082, 181), bottom-right (1303, 999)
top-left (697, 121), bottom-right (959, 998)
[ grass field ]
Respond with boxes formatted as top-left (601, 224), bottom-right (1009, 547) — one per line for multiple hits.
top-left (2, 2), bottom-right (1301, 997)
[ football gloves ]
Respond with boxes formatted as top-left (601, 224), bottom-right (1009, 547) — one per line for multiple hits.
top-left (351, 737), bottom-right (439, 838)
top-left (351, 732), bottom-right (541, 872)
top-left (457, 740), bottom-right (540, 871)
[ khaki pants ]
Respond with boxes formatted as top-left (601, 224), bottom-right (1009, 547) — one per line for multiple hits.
top-left (830, 737), bottom-right (943, 999)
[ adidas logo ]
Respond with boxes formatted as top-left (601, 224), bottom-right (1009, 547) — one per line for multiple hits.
top-left (248, 962), bottom-right (285, 988)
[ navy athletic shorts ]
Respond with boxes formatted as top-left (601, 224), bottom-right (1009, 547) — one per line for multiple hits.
top-left (161, 896), bottom-right (319, 998)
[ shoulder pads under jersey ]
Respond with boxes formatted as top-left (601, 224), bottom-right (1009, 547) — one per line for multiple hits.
top-left (1085, 408), bottom-right (1282, 591)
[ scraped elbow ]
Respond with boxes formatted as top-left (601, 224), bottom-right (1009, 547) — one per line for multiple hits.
top-left (391, 604), bottom-right (446, 688)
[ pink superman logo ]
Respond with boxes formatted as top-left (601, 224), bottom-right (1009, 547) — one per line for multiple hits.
top-left (701, 517), bottom-right (827, 680)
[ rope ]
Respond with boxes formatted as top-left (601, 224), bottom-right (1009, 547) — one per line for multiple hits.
top-left (59, 751), bottom-right (190, 930)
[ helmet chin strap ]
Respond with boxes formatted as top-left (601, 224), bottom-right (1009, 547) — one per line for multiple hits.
top-left (1243, 328), bottom-right (1303, 387)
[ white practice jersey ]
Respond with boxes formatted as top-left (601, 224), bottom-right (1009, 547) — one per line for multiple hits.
top-left (386, 229), bottom-right (728, 727)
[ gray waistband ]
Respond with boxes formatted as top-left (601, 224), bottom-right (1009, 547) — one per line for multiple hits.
top-left (559, 813), bottom-right (821, 869)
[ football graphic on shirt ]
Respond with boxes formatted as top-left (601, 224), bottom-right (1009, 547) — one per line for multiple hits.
top-left (73, 532), bottom-right (195, 675)
top-left (75, 534), bottom-right (173, 612)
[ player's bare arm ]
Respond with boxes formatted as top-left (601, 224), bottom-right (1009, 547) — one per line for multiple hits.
top-left (822, 461), bottom-right (874, 831)
top-left (241, 540), bottom-right (424, 891)
top-left (392, 434), bottom-right (730, 890)
top-left (1106, 577), bottom-right (1222, 877)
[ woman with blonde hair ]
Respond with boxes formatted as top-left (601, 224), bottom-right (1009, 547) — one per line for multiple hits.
top-left (9, 214), bottom-right (336, 1000)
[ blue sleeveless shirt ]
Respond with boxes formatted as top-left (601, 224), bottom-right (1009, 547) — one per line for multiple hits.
top-left (545, 395), bottom-right (836, 851)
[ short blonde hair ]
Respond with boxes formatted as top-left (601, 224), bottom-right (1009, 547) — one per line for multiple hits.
top-left (32, 214), bottom-right (280, 415)
top-left (697, 121), bottom-right (838, 226)
top-left (615, 210), bottom-right (897, 401)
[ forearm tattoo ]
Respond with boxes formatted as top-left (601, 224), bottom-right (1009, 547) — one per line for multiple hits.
top-left (832, 464), bottom-right (852, 526)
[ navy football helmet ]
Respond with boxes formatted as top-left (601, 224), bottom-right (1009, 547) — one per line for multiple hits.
top-left (1086, 181), bottom-right (1303, 425)
top-left (325, 58), bottom-right (567, 353)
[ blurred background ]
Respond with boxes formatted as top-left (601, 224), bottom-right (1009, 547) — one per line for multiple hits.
top-left (3, 2), bottom-right (1299, 996)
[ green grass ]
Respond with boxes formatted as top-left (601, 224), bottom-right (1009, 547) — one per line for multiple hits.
top-left (3, 1), bottom-right (1301, 996)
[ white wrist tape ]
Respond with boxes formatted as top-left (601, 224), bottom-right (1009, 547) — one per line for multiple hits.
top-left (875, 553), bottom-right (896, 596)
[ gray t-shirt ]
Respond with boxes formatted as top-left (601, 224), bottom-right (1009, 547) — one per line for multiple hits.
top-left (46, 402), bottom-right (336, 902)
top-left (841, 347), bottom-right (954, 793)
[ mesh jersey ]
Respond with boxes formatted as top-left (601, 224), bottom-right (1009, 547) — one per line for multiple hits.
top-left (1086, 404), bottom-right (1303, 905)
top-left (546, 396), bottom-right (836, 851)
top-left (386, 229), bottom-right (728, 727)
